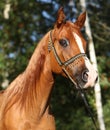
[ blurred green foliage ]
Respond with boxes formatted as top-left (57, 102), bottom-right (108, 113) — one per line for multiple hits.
top-left (0, 0), bottom-right (110, 130)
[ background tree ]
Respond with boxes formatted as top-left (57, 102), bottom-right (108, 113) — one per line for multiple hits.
top-left (0, 0), bottom-right (110, 130)
top-left (80, 0), bottom-right (105, 129)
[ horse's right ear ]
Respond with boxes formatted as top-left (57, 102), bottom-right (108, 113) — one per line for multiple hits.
top-left (54, 7), bottom-right (66, 28)
top-left (74, 12), bottom-right (86, 29)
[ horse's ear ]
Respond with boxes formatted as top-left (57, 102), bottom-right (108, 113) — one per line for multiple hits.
top-left (54, 7), bottom-right (66, 28)
top-left (74, 12), bottom-right (86, 29)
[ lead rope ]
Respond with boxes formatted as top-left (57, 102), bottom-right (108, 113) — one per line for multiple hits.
top-left (48, 30), bottom-right (99, 130)
top-left (77, 84), bottom-right (99, 130)
top-left (63, 67), bottom-right (99, 130)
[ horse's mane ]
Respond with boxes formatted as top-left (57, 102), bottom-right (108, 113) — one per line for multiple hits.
top-left (0, 32), bottom-right (49, 115)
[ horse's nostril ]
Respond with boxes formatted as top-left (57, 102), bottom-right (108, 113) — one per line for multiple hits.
top-left (82, 70), bottom-right (88, 83)
top-left (95, 76), bottom-right (98, 83)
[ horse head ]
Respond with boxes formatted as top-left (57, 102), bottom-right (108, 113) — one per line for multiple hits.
top-left (49, 7), bottom-right (98, 89)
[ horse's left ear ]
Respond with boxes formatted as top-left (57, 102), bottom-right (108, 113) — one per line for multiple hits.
top-left (54, 7), bottom-right (66, 28)
top-left (74, 12), bottom-right (86, 29)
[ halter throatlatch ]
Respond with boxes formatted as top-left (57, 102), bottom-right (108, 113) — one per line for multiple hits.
top-left (48, 30), bottom-right (99, 130)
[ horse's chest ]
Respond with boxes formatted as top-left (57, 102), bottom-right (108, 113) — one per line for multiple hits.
top-left (36, 113), bottom-right (56, 130)
top-left (4, 110), bottom-right (56, 130)
top-left (22, 114), bottom-right (56, 130)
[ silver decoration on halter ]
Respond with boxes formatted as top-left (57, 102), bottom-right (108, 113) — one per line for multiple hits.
top-left (48, 38), bottom-right (52, 52)
top-left (48, 30), bottom-right (63, 66)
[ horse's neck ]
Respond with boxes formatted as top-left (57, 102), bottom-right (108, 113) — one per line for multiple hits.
top-left (2, 32), bottom-right (54, 118)
top-left (24, 32), bottom-right (54, 116)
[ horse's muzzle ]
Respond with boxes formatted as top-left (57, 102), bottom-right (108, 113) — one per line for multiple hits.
top-left (82, 69), bottom-right (98, 88)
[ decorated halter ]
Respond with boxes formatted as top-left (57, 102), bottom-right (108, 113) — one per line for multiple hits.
top-left (48, 30), bottom-right (87, 86)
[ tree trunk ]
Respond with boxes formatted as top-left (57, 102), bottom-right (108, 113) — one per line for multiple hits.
top-left (79, 0), bottom-right (106, 130)
top-left (3, 0), bottom-right (11, 19)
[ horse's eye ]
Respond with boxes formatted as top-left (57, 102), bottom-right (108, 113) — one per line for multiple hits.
top-left (59, 39), bottom-right (69, 47)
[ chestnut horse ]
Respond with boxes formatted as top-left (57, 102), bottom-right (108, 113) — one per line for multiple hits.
top-left (0, 8), bottom-right (98, 130)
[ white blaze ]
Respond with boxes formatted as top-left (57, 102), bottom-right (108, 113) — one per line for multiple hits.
top-left (73, 32), bottom-right (85, 53)
top-left (73, 32), bottom-right (98, 88)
